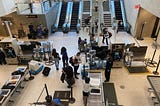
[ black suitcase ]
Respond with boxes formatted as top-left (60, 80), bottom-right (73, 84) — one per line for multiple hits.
top-left (42, 67), bottom-right (51, 76)
top-left (28, 34), bottom-right (32, 39)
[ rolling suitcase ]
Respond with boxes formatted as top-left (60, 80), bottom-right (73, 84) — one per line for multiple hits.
top-left (42, 67), bottom-right (51, 76)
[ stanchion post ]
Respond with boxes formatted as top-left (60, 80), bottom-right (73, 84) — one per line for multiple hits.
top-left (82, 64), bottom-right (86, 79)
top-left (153, 55), bottom-right (160, 75)
top-left (137, 22), bottom-right (146, 40)
top-left (29, 71), bottom-right (34, 80)
top-left (69, 86), bottom-right (75, 104)
top-left (146, 40), bottom-right (159, 67)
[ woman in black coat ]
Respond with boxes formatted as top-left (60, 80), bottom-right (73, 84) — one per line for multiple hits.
top-left (104, 57), bottom-right (113, 82)
top-left (61, 64), bottom-right (75, 88)
top-left (0, 49), bottom-right (6, 65)
top-left (61, 47), bottom-right (68, 68)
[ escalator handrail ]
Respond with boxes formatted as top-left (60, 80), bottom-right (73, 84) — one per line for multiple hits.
top-left (89, 0), bottom-right (92, 34)
top-left (77, 0), bottom-right (83, 32)
top-left (120, 0), bottom-right (127, 29)
top-left (66, 2), bottom-right (73, 31)
top-left (52, 2), bottom-right (62, 31)
top-left (110, 0), bottom-right (117, 29)
top-left (110, 0), bottom-right (116, 20)
top-left (63, 2), bottom-right (72, 32)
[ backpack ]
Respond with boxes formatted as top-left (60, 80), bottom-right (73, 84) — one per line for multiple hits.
top-left (69, 56), bottom-right (74, 66)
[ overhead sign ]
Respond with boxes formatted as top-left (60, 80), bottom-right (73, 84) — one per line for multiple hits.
top-left (26, 15), bottom-right (38, 18)
top-left (0, 17), bottom-right (12, 21)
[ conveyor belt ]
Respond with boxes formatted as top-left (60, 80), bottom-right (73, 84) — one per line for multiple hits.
top-left (103, 83), bottom-right (118, 106)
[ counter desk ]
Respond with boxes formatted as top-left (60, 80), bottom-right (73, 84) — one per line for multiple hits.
top-left (0, 67), bottom-right (28, 106)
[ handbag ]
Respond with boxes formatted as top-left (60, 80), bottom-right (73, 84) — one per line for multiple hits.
top-left (58, 56), bottom-right (61, 60)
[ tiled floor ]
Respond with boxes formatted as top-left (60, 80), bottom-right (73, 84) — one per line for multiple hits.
top-left (0, 28), bottom-right (159, 106)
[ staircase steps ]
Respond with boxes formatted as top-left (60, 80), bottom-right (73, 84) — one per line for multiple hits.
top-left (70, 2), bottom-right (79, 30)
top-left (82, 14), bottom-right (90, 27)
top-left (114, 0), bottom-right (122, 20)
top-left (114, 0), bottom-right (124, 30)
top-left (103, 13), bottom-right (112, 27)
top-left (58, 2), bottom-right (68, 30)
top-left (103, 0), bottom-right (110, 12)
top-left (83, 1), bottom-right (90, 12)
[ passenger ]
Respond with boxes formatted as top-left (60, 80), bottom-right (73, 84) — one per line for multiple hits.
top-left (84, 16), bottom-right (91, 27)
top-left (72, 52), bottom-right (81, 79)
top-left (95, 1), bottom-right (98, 12)
top-left (61, 47), bottom-right (68, 68)
top-left (52, 48), bottom-right (60, 70)
top-left (36, 24), bottom-right (43, 38)
top-left (18, 23), bottom-right (25, 38)
top-left (100, 23), bottom-right (104, 33)
top-left (104, 57), bottom-right (113, 82)
top-left (0, 49), bottom-right (6, 65)
top-left (102, 27), bottom-right (112, 45)
top-left (78, 37), bottom-right (82, 50)
top-left (83, 77), bottom-right (90, 106)
top-left (28, 23), bottom-right (35, 34)
top-left (95, 19), bottom-right (98, 33)
top-left (42, 27), bottom-right (48, 38)
top-left (61, 63), bottom-right (75, 88)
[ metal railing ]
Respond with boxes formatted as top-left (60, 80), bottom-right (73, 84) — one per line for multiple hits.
top-left (76, 0), bottom-right (83, 33)
top-left (63, 2), bottom-right (72, 33)
top-left (52, 2), bottom-right (62, 32)
top-left (16, 0), bottom-right (56, 14)
top-left (64, 2), bottom-right (73, 32)
top-left (110, 0), bottom-right (116, 19)
top-left (120, 0), bottom-right (127, 29)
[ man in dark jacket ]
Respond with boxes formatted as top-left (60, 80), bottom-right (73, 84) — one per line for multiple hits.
top-left (102, 28), bottom-right (112, 45)
top-left (61, 47), bottom-right (68, 68)
top-left (0, 49), bottom-right (6, 65)
top-left (61, 63), bottom-right (75, 88)
top-left (104, 57), bottom-right (113, 82)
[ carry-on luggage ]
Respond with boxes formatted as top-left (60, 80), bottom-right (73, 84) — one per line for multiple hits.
top-left (42, 67), bottom-right (51, 76)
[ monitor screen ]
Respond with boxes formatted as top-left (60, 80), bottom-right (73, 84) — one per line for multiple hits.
top-left (20, 44), bottom-right (36, 54)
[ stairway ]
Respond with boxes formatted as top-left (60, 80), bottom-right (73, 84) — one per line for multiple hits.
top-left (82, 0), bottom-right (90, 28)
top-left (114, 0), bottom-right (124, 30)
top-left (103, 13), bottom-right (112, 27)
top-left (114, 0), bottom-right (122, 20)
top-left (103, 0), bottom-right (110, 12)
top-left (0, 27), bottom-right (3, 36)
top-left (83, 1), bottom-right (90, 12)
top-left (70, 2), bottom-right (79, 31)
top-left (58, 2), bottom-right (68, 30)
top-left (82, 14), bottom-right (90, 27)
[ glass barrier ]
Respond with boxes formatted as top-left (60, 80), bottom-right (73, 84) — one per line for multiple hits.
top-left (16, 0), bottom-right (55, 14)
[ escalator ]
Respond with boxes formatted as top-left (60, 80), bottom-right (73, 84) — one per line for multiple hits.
top-left (58, 2), bottom-right (68, 30)
top-left (103, 0), bottom-right (109, 12)
top-left (114, 0), bottom-right (124, 30)
top-left (82, 1), bottom-right (90, 28)
top-left (70, 2), bottom-right (79, 31)
top-left (83, 1), bottom-right (90, 12)
top-left (103, 0), bottom-right (111, 27)
top-left (103, 14), bottom-right (112, 27)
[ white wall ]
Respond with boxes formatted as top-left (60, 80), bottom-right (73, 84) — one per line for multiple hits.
top-left (134, 8), bottom-right (156, 37)
top-left (157, 21), bottom-right (160, 46)
top-left (0, 1), bottom-right (5, 17)
top-left (124, 0), bottom-right (160, 35)
top-left (141, 0), bottom-right (160, 18)
top-left (157, 31), bottom-right (160, 45)
top-left (0, 0), bottom-right (15, 17)
top-left (123, 0), bottom-right (139, 35)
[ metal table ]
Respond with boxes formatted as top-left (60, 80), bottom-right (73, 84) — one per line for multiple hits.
top-left (147, 75), bottom-right (160, 103)
top-left (0, 67), bottom-right (28, 106)
top-left (87, 71), bottom-right (104, 106)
